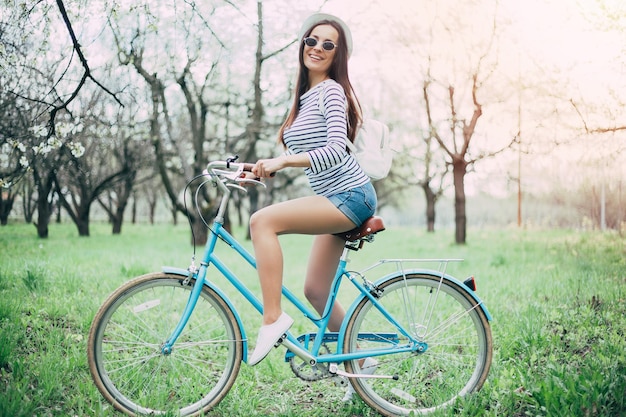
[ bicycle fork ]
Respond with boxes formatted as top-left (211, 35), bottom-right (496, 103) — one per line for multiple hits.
top-left (160, 266), bottom-right (208, 355)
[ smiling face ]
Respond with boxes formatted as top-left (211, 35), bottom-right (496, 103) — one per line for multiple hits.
top-left (302, 24), bottom-right (339, 79)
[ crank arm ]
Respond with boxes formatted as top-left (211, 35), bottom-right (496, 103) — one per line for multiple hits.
top-left (328, 363), bottom-right (399, 380)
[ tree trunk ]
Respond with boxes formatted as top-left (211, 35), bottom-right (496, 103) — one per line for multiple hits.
top-left (111, 177), bottom-right (133, 234)
top-left (33, 171), bottom-right (55, 238)
top-left (35, 194), bottom-right (52, 238)
top-left (453, 158), bottom-right (468, 244)
top-left (0, 188), bottom-right (16, 225)
top-left (112, 217), bottom-right (122, 234)
top-left (77, 216), bottom-right (90, 236)
top-left (22, 178), bottom-right (36, 224)
top-left (190, 212), bottom-right (208, 246)
top-left (422, 184), bottom-right (436, 232)
top-left (169, 205), bottom-right (175, 226)
top-left (131, 191), bottom-right (137, 224)
top-left (56, 198), bottom-right (62, 223)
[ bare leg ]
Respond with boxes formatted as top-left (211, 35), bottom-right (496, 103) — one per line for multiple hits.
top-left (304, 234), bottom-right (347, 332)
top-left (249, 195), bottom-right (355, 326)
top-left (305, 236), bottom-right (371, 377)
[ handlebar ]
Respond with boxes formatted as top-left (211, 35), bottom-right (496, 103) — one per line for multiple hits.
top-left (184, 158), bottom-right (271, 234)
top-left (203, 160), bottom-right (269, 195)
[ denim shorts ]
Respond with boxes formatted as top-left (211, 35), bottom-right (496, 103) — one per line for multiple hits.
top-left (327, 182), bottom-right (377, 227)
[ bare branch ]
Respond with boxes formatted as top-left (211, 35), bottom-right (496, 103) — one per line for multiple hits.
top-left (263, 39), bottom-right (298, 61)
top-left (570, 99), bottom-right (626, 134)
top-left (569, 99), bottom-right (590, 133)
top-left (590, 126), bottom-right (626, 133)
top-left (461, 73), bottom-right (483, 156)
top-left (47, 0), bottom-right (123, 136)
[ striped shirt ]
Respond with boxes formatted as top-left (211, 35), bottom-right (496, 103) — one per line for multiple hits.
top-left (283, 79), bottom-right (369, 197)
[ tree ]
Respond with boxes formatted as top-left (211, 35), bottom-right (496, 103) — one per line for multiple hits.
top-left (111, 26), bottom-right (221, 244)
top-left (106, 0), bottom-right (307, 243)
top-left (0, 8), bottom-right (41, 224)
top-left (27, 74), bottom-right (145, 237)
top-left (1, 0), bottom-right (124, 237)
top-left (97, 111), bottom-right (152, 234)
top-left (0, 187), bottom-right (16, 225)
top-left (26, 120), bottom-right (86, 238)
top-left (387, 0), bottom-right (517, 243)
top-left (53, 108), bottom-right (132, 236)
top-left (419, 76), bottom-right (449, 232)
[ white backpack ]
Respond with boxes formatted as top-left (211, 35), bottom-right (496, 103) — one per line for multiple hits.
top-left (318, 90), bottom-right (393, 181)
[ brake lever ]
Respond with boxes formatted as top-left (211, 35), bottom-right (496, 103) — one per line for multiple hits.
top-left (211, 168), bottom-right (244, 181)
top-left (235, 178), bottom-right (267, 188)
top-left (226, 177), bottom-right (266, 194)
top-left (226, 184), bottom-right (248, 193)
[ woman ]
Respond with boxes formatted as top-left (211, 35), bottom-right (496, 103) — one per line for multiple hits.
top-left (248, 13), bottom-right (377, 371)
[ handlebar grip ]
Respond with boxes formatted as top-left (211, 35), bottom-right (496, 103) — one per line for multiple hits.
top-left (242, 162), bottom-right (275, 177)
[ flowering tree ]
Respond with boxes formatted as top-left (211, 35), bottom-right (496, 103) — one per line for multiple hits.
top-left (0, 0), bottom-right (122, 236)
top-left (28, 122), bottom-right (86, 237)
top-left (53, 97), bottom-right (147, 236)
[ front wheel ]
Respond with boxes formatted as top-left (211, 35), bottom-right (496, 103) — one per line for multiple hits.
top-left (343, 273), bottom-right (492, 416)
top-left (87, 273), bottom-right (243, 416)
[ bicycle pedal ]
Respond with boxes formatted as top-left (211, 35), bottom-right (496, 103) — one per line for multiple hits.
top-left (273, 333), bottom-right (287, 348)
top-left (332, 376), bottom-right (348, 387)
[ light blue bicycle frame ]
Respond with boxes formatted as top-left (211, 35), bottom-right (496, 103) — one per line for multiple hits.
top-left (158, 162), bottom-right (490, 366)
top-left (159, 218), bottom-right (425, 364)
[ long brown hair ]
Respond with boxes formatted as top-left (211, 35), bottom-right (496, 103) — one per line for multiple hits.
top-left (278, 20), bottom-right (362, 147)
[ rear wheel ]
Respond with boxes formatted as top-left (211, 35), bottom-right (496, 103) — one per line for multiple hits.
top-left (87, 273), bottom-right (243, 416)
top-left (343, 273), bottom-right (492, 416)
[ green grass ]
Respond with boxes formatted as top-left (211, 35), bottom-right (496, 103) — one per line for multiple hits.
top-left (0, 222), bottom-right (625, 416)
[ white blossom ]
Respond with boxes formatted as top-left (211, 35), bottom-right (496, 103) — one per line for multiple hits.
top-left (33, 142), bottom-right (52, 155)
top-left (47, 136), bottom-right (62, 149)
top-left (69, 142), bottom-right (85, 158)
top-left (32, 125), bottom-right (47, 137)
top-left (8, 139), bottom-right (26, 152)
top-left (56, 123), bottom-right (73, 138)
top-left (19, 156), bottom-right (29, 168)
top-left (167, 156), bottom-right (182, 171)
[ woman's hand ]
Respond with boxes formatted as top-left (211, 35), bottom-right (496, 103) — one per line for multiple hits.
top-left (252, 156), bottom-right (285, 178)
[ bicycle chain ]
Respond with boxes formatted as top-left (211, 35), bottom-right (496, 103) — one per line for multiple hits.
top-left (288, 343), bottom-right (332, 381)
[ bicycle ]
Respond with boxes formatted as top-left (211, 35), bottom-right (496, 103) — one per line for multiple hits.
top-left (87, 158), bottom-right (493, 417)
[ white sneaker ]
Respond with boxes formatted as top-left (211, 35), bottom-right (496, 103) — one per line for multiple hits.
top-left (248, 313), bottom-right (293, 366)
top-left (342, 357), bottom-right (379, 402)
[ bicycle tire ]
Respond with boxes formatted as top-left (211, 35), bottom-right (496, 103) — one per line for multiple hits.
top-left (87, 273), bottom-right (243, 416)
top-left (343, 273), bottom-right (492, 416)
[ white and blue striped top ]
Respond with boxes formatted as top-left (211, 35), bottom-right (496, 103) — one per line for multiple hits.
top-left (283, 79), bottom-right (369, 197)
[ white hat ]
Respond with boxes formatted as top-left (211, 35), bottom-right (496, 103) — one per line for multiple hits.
top-left (298, 13), bottom-right (353, 57)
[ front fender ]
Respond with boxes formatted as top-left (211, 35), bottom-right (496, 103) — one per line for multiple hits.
top-left (162, 266), bottom-right (248, 362)
top-left (338, 268), bottom-right (492, 349)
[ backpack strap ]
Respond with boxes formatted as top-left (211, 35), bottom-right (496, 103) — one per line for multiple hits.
top-left (345, 138), bottom-right (356, 153)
